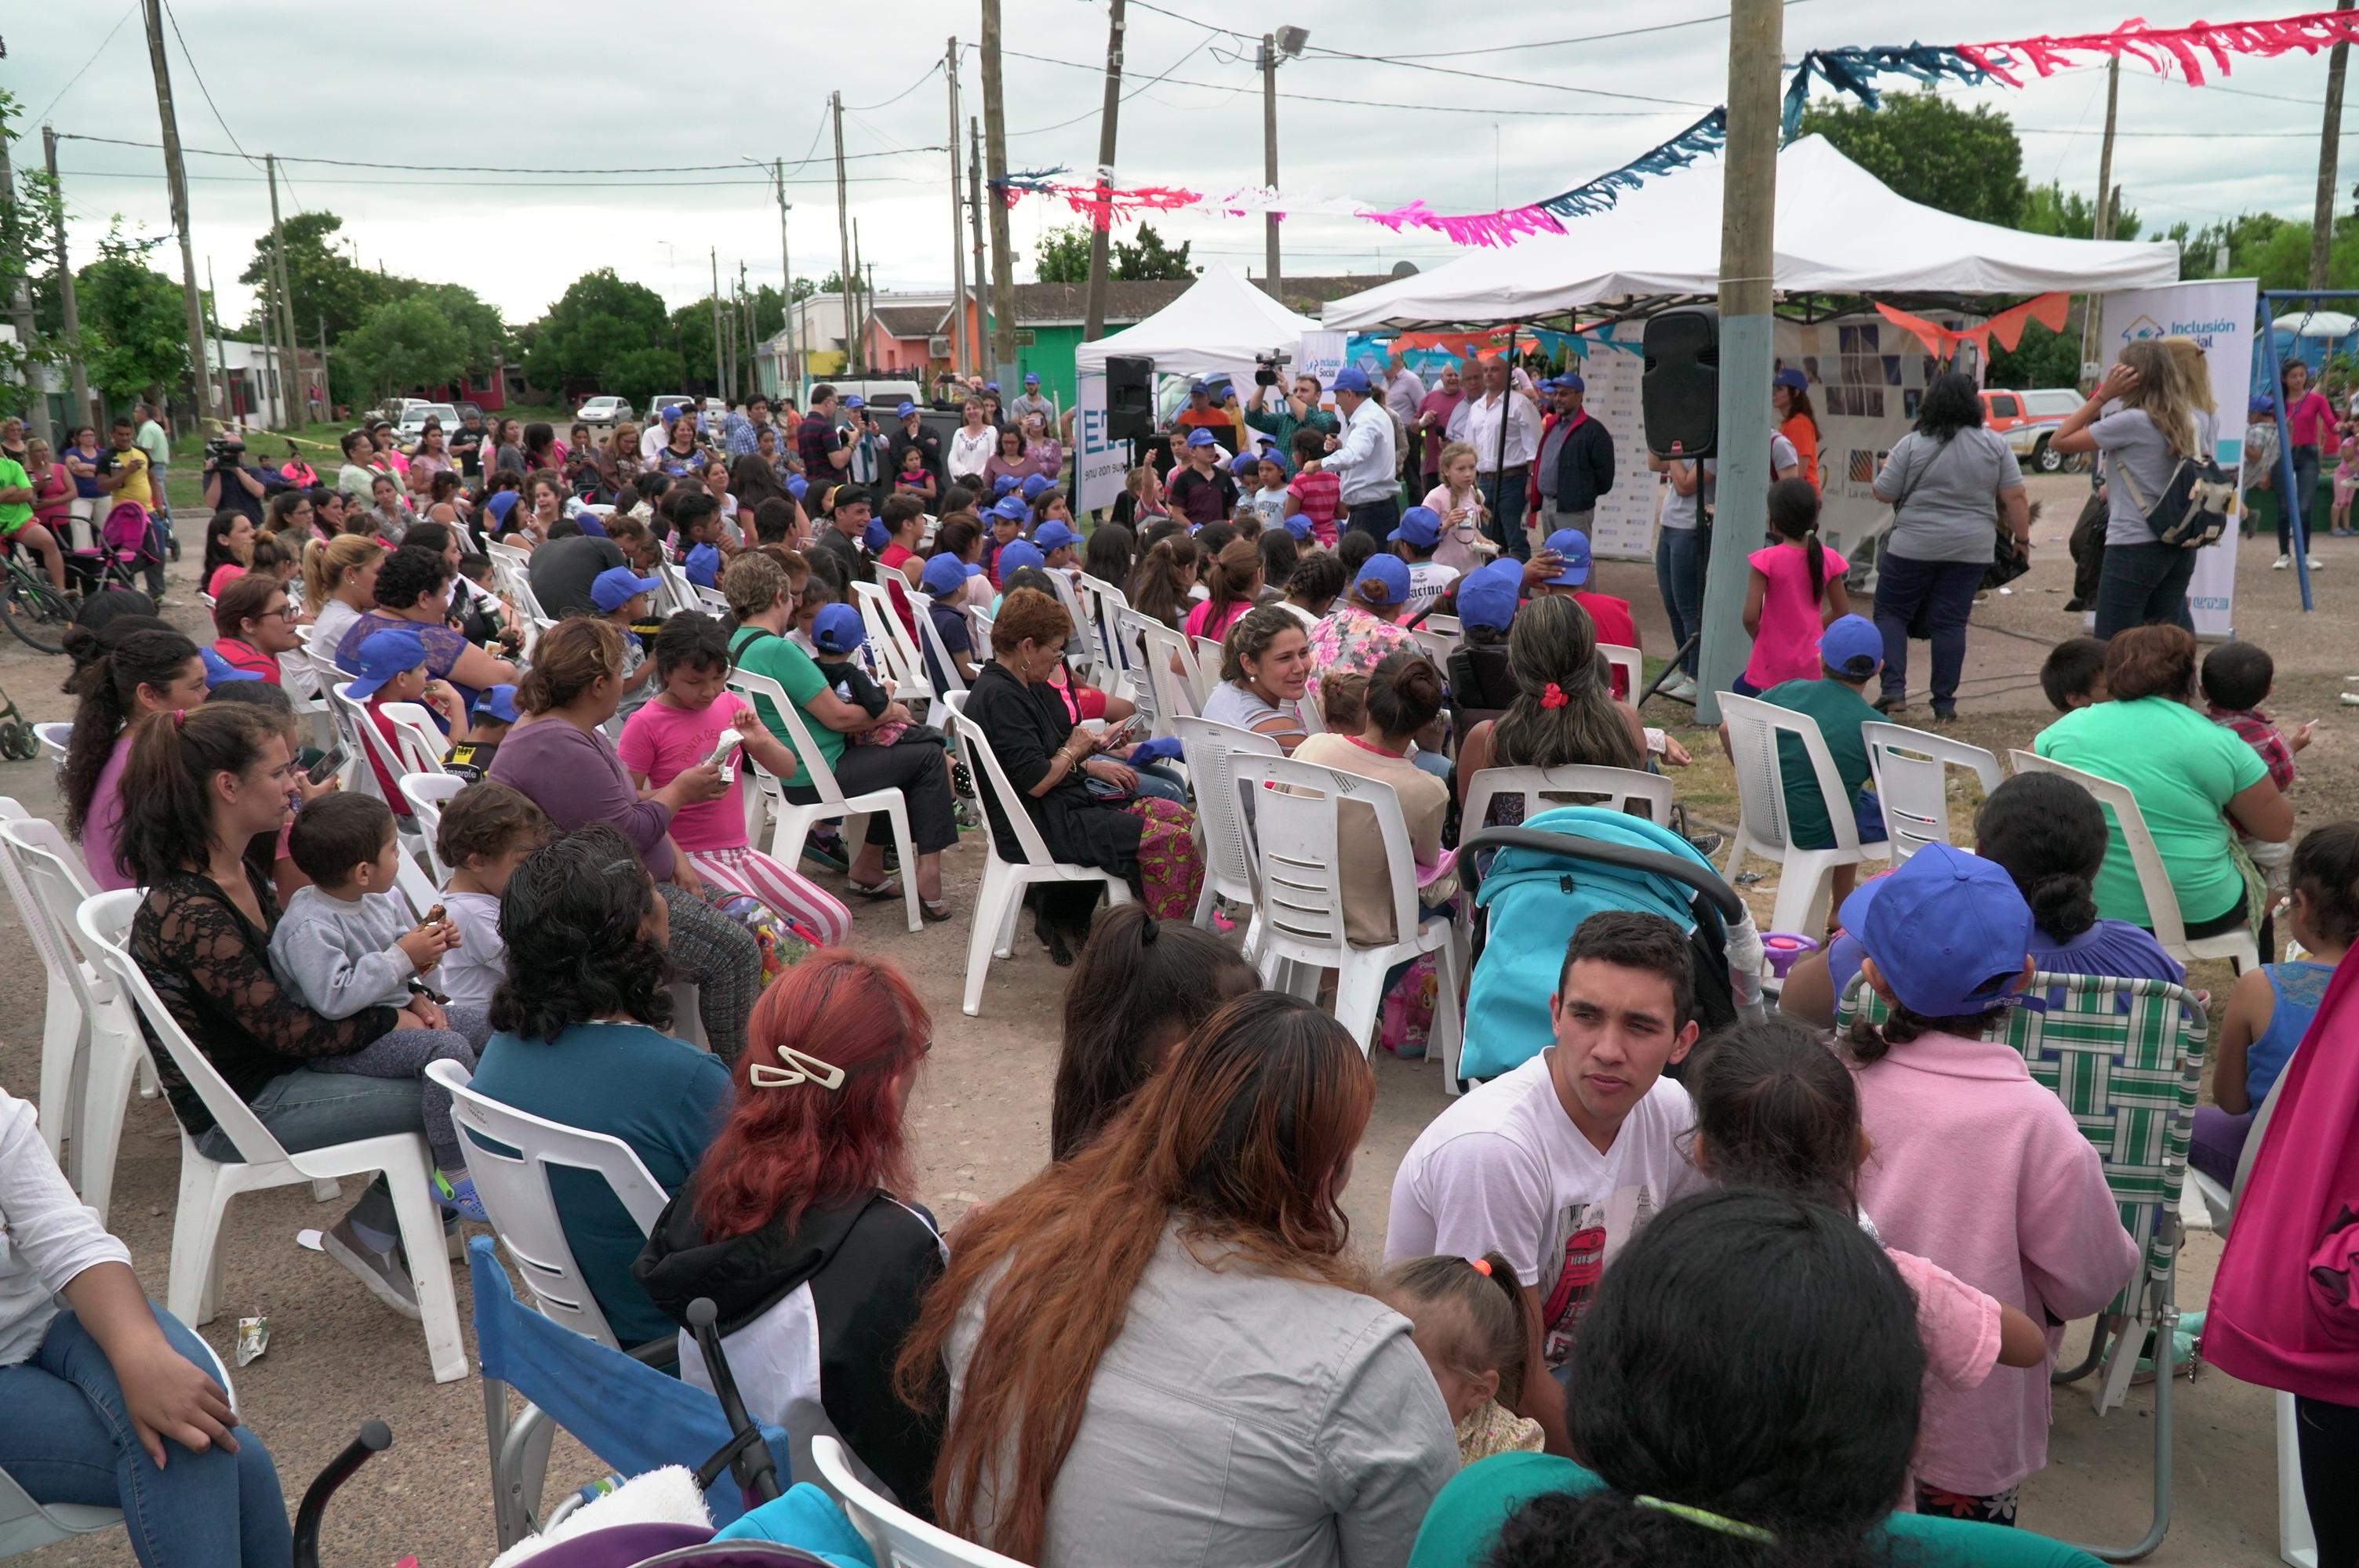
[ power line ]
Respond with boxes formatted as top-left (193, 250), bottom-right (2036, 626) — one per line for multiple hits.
top-left (33, 3), bottom-right (139, 124)
top-left (841, 60), bottom-right (943, 112)
top-left (54, 132), bottom-right (943, 172)
top-left (160, 0), bottom-right (260, 168)
top-left (996, 45), bottom-right (1676, 118)
top-left (57, 168), bottom-right (938, 190)
top-left (1118, 0), bottom-right (1816, 59)
top-left (1289, 46), bottom-right (1714, 109)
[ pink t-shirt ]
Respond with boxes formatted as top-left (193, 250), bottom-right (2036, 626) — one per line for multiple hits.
top-left (1884, 1245), bottom-right (2002, 1394)
top-left (82, 734), bottom-right (137, 891)
top-left (2285, 387), bottom-right (2336, 448)
top-left (1183, 597), bottom-right (1252, 644)
top-left (1741, 541), bottom-right (1849, 690)
top-left (617, 693), bottom-right (752, 854)
top-left (206, 562), bottom-right (246, 599)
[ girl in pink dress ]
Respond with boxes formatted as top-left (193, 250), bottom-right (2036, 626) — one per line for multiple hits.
top-left (1738, 477), bottom-right (1851, 695)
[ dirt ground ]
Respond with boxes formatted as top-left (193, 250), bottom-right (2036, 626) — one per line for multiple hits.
top-left (2, 476), bottom-right (2343, 1565)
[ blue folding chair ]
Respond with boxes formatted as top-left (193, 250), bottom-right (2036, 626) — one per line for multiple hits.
top-left (471, 1238), bottom-right (793, 1548)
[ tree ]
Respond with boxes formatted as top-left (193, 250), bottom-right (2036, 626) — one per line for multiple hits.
top-left (1034, 225), bottom-right (1092, 283)
top-left (1112, 223), bottom-right (1196, 281)
top-left (790, 277), bottom-right (818, 303)
top-left (609, 346), bottom-right (687, 407)
top-left (236, 210), bottom-right (394, 345)
top-left (336, 296), bottom-right (467, 400)
top-left (525, 269), bottom-right (673, 393)
top-left (409, 282), bottom-right (507, 379)
top-left (0, 93), bottom-right (65, 410)
top-left (2017, 180), bottom-right (2142, 242)
top-left (78, 226), bottom-right (190, 406)
top-left (1799, 93), bottom-right (2028, 228)
top-left (1987, 321), bottom-right (2083, 392)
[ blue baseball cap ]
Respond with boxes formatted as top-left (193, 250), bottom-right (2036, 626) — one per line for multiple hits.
top-left (990, 495), bottom-right (1030, 524)
top-left (1351, 554), bottom-right (1412, 608)
top-left (1281, 514), bottom-right (1313, 540)
top-left (983, 381), bottom-right (1000, 394)
top-left (1023, 372), bottom-right (1040, 386)
top-left (996, 539), bottom-right (1045, 577)
top-left (1535, 378), bottom-right (1558, 394)
top-left (1558, 372), bottom-right (1586, 394)
top-left (1033, 520), bottom-right (1080, 553)
top-left (1390, 506), bottom-right (1442, 548)
top-left (896, 400), bottom-right (917, 417)
top-left (921, 551), bottom-right (977, 595)
top-left (1184, 428), bottom-right (1218, 448)
top-left (485, 491), bottom-right (521, 524)
top-left (991, 474), bottom-right (1023, 498)
top-left (471, 684), bottom-right (520, 724)
top-left (2249, 391), bottom-right (2277, 416)
top-left (659, 405), bottom-right (679, 424)
top-left (1332, 365), bottom-right (1372, 396)
top-left (1229, 451), bottom-right (1261, 476)
top-left (345, 626), bottom-right (430, 700)
top-left (842, 395), bottom-right (866, 411)
top-left (1456, 559), bottom-right (1523, 631)
top-left (864, 518), bottom-right (891, 552)
top-left (1819, 613), bottom-right (1882, 678)
top-left (591, 565), bottom-right (663, 613)
top-left (786, 474), bottom-right (809, 499)
top-left (1774, 365), bottom-right (1809, 391)
top-left (811, 603), bottom-right (867, 656)
top-left (1020, 474), bottom-right (1054, 500)
top-left (1838, 844), bottom-right (2033, 1018)
top-left (1542, 528), bottom-right (1593, 586)
top-left (198, 646), bottom-right (264, 688)
top-left (1189, 379), bottom-right (1212, 395)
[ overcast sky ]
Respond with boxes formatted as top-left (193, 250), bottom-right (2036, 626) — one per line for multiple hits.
top-left (13, 0), bottom-right (2343, 329)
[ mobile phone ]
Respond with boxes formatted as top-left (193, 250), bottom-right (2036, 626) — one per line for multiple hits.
top-left (307, 744), bottom-right (347, 786)
top-left (1102, 713), bottom-right (1147, 750)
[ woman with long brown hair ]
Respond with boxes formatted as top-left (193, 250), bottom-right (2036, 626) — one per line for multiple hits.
top-left (898, 992), bottom-right (1453, 1566)
top-left (2052, 338), bottom-right (2217, 637)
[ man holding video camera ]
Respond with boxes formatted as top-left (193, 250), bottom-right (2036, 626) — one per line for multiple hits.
top-left (201, 436), bottom-right (279, 527)
top-left (1245, 366), bottom-right (1337, 457)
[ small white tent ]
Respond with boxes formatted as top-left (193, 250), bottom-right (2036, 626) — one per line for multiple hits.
top-left (1323, 135), bottom-right (2181, 328)
top-left (1074, 262), bottom-right (1321, 385)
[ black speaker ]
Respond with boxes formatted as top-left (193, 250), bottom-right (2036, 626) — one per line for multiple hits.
top-left (1642, 307), bottom-right (1719, 460)
top-left (1107, 355), bottom-right (1154, 445)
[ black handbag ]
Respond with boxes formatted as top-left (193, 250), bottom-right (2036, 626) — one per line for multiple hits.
top-left (1983, 526), bottom-right (2031, 590)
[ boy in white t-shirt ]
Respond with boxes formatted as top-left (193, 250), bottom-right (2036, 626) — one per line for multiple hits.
top-left (1390, 505), bottom-right (1460, 616)
top-left (1386, 909), bottom-right (1707, 1454)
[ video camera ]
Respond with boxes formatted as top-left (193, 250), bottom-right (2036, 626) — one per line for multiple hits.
top-left (1253, 350), bottom-right (1292, 389)
top-left (202, 434), bottom-right (247, 468)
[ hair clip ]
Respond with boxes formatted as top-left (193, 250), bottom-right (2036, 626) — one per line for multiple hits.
top-left (748, 1047), bottom-right (846, 1091)
top-left (1467, 1257), bottom-right (1492, 1276)
top-left (1539, 681), bottom-right (1568, 710)
top-left (1139, 913), bottom-right (1161, 946)
top-left (172, 708), bottom-right (187, 730)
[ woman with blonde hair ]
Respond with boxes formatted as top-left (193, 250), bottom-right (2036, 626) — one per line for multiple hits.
top-left (2053, 336), bottom-right (2215, 637)
top-left (299, 533), bottom-right (387, 659)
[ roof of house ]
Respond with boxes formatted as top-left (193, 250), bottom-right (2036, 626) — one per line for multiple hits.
top-left (871, 303), bottom-right (953, 339)
top-left (997, 274), bottom-right (1400, 328)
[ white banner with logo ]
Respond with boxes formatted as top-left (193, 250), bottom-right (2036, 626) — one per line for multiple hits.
top-left (2098, 278), bottom-right (2256, 639)
top-left (1072, 371), bottom-right (1132, 515)
top-left (1578, 343), bottom-right (1659, 560)
top-left (1296, 332), bottom-right (1347, 410)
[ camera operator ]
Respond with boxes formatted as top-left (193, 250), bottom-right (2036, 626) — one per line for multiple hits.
top-left (1245, 366), bottom-right (1338, 456)
top-left (201, 436), bottom-right (278, 527)
top-left (841, 395), bottom-right (893, 488)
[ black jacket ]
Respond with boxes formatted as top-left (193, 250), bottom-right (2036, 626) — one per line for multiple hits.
top-left (1550, 415), bottom-right (1616, 514)
top-left (634, 1185), bottom-right (947, 1515)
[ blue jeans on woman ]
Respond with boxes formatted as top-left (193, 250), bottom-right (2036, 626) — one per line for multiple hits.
top-left (1654, 526), bottom-right (1704, 675)
top-left (0, 1304), bottom-right (289, 1568)
top-left (196, 1067), bottom-right (433, 1251)
top-left (2092, 539), bottom-right (2197, 640)
top-left (1870, 553), bottom-right (1986, 712)
top-left (2286, 445), bottom-right (2321, 553)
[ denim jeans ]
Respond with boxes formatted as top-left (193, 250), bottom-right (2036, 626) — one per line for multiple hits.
top-left (1346, 495), bottom-right (1401, 550)
top-left (1130, 760), bottom-right (1188, 804)
top-left (1654, 525), bottom-right (1704, 674)
top-left (2286, 446), bottom-right (2321, 552)
top-left (0, 1304), bottom-right (290, 1568)
top-left (1871, 553), bottom-right (1986, 710)
top-left (1478, 469), bottom-right (1532, 561)
top-left (196, 1067), bottom-right (431, 1240)
top-left (2092, 540), bottom-right (2197, 640)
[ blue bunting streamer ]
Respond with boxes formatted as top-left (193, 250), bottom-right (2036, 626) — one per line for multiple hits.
top-left (1780, 45), bottom-right (2008, 141)
top-left (989, 166), bottom-right (1072, 195)
top-left (1533, 108), bottom-right (1728, 219)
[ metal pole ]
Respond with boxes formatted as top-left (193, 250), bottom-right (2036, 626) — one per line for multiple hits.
top-left (267, 155), bottom-right (303, 422)
top-left (0, 136), bottom-right (52, 444)
top-left (773, 158), bottom-right (797, 401)
top-left (831, 92), bottom-right (856, 379)
top-left (969, 116), bottom-right (989, 379)
top-left (1261, 33), bottom-right (1281, 294)
top-left (2078, 58), bottom-right (2121, 383)
top-left (2264, 292), bottom-right (2319, 612)
top-left (1696, 0), bottom-right (1784, 725)
top-left (140, 0), bottom-right (213, 430)
top-left (42, 126), bottom-right (93, 432)
top-left (947, 38), bottom-right (969, 381)
top-left (1083, 0), bottom-right (1126, 342)
top-left (2311, 0), bottom-right (2355, 289)
top-left (980, 0), bottom-right (1021, 387)
top-left (709, 247), bottom-right (725, 399)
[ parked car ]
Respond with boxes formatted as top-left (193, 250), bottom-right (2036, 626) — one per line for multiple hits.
top-left (645, 394), bottom-right (696, 426)
top-left (577, 395), bottom-right (634, 430)
top-left (1983, 387), bottom-right (2085, 473)
top-left (396, 401), bottom-right (459, 442)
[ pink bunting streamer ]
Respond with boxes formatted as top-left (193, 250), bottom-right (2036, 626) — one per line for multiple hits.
top-left (1361, 201), bottom-right (1567, 246)
top-left (1961, 9), bottom-right (2359, 88)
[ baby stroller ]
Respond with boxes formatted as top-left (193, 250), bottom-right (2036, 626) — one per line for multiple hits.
top-left (73, 503), bottom-right (165, 599)
top-left (1458, 805), bottom-right (1748, 1083)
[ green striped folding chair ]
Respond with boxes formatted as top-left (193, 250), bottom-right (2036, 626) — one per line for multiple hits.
top-left (1836, 971), bottom-right (2208, 1563)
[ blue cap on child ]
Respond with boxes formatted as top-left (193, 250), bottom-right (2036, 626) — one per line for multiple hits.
top-left (811, 604), bottom-right (867, 657)
top-left (1838, 844), bottom-right (2034, 1019)
top-left (346, 627), bottom-right (431, 700)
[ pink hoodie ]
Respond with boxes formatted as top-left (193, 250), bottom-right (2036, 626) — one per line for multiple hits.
top-left (1855, 1030), bottom-right (2141, 1495)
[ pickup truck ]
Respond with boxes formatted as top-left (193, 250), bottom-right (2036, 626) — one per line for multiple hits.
top-left (1982, 387), bottom-right (2085, 473)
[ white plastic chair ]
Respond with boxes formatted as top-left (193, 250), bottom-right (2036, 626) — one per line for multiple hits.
top-left (1049, 572), bottom-right (1107, 685)
top-left (0, 800), bottom-right (94, 1176)
top-left (32, 721), bottom-right (71, 762)
top-left (1075, 572), bottom-right (1129, 677)
top-left (330, 682), bottom-right (417, 811)
top-left (728, 666), bottom-right (922, 933)
top-left (1719, 691), bottom-right (1888, 938)
top-left (2010, 750), bottom-right (2263, 972)
top-left (400, 772), bottom-right (471, 883)
top-left (1169, 716), bottom-right (1278, 952)
top-left (1860, 722), bottom-right (2001, 863)
top-left (905, 589), bottom-right (969, 697)
top-left (275, 652), bottom-right (336, 755)
top-left (851, 579), bottom-right (935, 704)
top-left (1598, 642), bottom-right (1643, 702)
top-left (1462, 764), bottom-right (1673, 829)
top-left (1230, 753), bottom-right (1467, 1080)
top-left (78, 890), bottom-right (469, 1383)
top-left (1114, 608), bottom-right (1199, 736)
top-left (946, 705), bottom-right (1132, 1017)
top-left (0, 814), bottom-right (152, 1227)
top-left (1408, 624), bottom-right (1460, 670)
top-left (810, 1434), bottom-right (1031, 1568)
top-left (377, 700), bottom-right (451, 775)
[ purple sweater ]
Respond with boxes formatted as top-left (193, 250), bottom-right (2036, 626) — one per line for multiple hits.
top-left (488, 717), bottom-right (674, 880)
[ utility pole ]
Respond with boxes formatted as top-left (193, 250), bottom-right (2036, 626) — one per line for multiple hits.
top-left (1260, 31), bottom-right (1282, 296)
top-left (267, 154), bottom-right (303, 425)
top-left (739, 262), bottom-right (753, 401)
top-left (980, 0), bottom-right (1020, 387)
top-left (969, 116), bottom-right (989, 379)
top-left (140, 0), bottom-right (214, 430)
top-left (771, 158), bottom-right (797, 401)
top-left (852, 219), bottom-right (867, 378)
top-left (2077, 57), bottom-right (2121, 384)
top-left (42, 127), bottom-right (93, 434)
top-left (1696, 0), bottom-right (1783, 726)
top-left (0, 136), bottom-right (52, 445)
top-left (1083, 0), bottom-right (1127, 341)
top-left (831, 92), bottom-right (856, 381)
top-left (947, 38), bottom-right (969, 380)
top-left (708, 248), bottom-right (726, 399)
top-left (2313, 0), bottom-right (2356, 289)
top-left (318, 316), bottom-right (329, 418)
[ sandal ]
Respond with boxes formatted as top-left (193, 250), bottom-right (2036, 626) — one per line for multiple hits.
top-left (921, 898), bottom-right (954, 923)
top-left (845, 876), bottom-right (904, 901)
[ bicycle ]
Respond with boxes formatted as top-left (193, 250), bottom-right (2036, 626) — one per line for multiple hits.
top-left (0, 536), bottom-right (154, 655)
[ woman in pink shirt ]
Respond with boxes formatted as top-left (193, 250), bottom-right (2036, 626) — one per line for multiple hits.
top-left (1842, 844), bottom-right (2139, 1526)
top-left (61, 625), bottom-right (210, 891)
top-left (1738, 478), bottom-right (1851, 694)
top-left (2281, 358), bottom-right (2336, 548)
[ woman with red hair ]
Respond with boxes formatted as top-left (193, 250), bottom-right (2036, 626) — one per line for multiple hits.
top-left (634, 949), bottom-right (945, 1515)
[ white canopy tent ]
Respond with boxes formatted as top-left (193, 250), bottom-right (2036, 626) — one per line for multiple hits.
top-left (1323, 135), bottom-right (2182, 328)
top-left (1074, 262), bottom-right (1321, 384)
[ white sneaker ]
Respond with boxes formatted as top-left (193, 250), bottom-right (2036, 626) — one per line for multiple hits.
top-left (2273, 554), bottom-right (2292, 569)
top-left (1663, 672), bottom-right (1698, 702)
top-left (2310, 556), bottom-right (2326, 570)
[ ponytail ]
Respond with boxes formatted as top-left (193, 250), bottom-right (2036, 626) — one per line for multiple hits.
top-left (1765, 477), bottom-right (1826, 604)
top-left (115, 704), bottom-right (282, 887)
top-left (1203, 538), bottom-right (1260, 615)
top-left (302, 533), bottom-right (383, 609)
top-left (60, 625), bottom-right (201, 841)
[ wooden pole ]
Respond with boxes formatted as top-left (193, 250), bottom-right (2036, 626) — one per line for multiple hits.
top-left (1261, 33), bottom-right (1282, 294)
top-left (947, 38), bottom-right (969, 380)
top-left (0, 136), bottom-right (52, 444)
top-left (831, 92), bottom-right (856, 379)
top-left (42, 126), bottom-right (93, 432)
top-left (140, 0), bottom-right (213, 429)
top-left (1083, 0), bottom-right (1126, 342)
top-left (2077, 57), bottom-right (2121, 385)
top-left (980, 0), bottom-right (1021, 387)
top-left (969, 115), bottom-right (989, 379)
top-left (2312, 0), bottom-right (2355, 289)
top-left (772, 159), bottom-right (797, 400)
top-left (710, 248), bottom-right (725, 400)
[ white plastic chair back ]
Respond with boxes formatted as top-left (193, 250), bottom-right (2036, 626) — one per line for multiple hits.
top-left (810, 1435), bottom-right (1032, 1568)
top-left (1598, 642), bottom-right (1643, 701)
top-left (2008, 750), bottom-right (2261, 971)
top-left (851, 580), bottom-right (934, 702)
top-left (1115, 608), bottom-right (1198, 735)
top-left (425, 1061), bottom-right (668, 1351)
top-left (399, 772), bottom-right (471, 882)
top-left (1860, 722), bottom-right (2001, 862)
top-left (948, 706), bottom-right (1063, 872)
top-left (1297, 678), bottom-right (1327, 735)
top-left (1049, 572), bottom-right (1103, 681)
top-left (32, 721), bottom-right (71, 762)
top-left (1075, 572), bottom-right (1129, 674)
top-left (905, 589), bottom-right (969, 696)
top-left (377, 701), bottom-right (450, 774)
top-left (0, 800), bottom-right (94, 1171)
top-left (1231, 753), bottom-right (1415, 964)
top-left (1463, 764), bottom-right (1673, 829)
top-left (1169, 717), bottom-right (1279, 938)
top-left (329, 682), bottom-right (406, 805)
top-left (1719, 691), bottom-right (1881, 938)
top-left (1408, 625), bottom-right (1459, 670)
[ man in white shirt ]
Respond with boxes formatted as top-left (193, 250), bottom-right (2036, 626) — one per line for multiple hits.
top-left (1325, 365), bottom-right (1399, 546)
top-left (1387, 910), bottom-right (1707, 1454)
top-left (1447, 358), bottom-right (1543, 561)
top-left (1386, 352), bottom-right (1428, 478)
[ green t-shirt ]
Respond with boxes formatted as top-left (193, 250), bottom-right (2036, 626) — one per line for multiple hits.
top-left (1408, 1452), bottom-right (2103, 1568)
top-left (0, 456), bottom-right (32, 532)
top-left (2033, 695), bottom-right (2267, 927)
top-left (1760, 676), bottom-right (1882, 851)
top-left (135, 418), bottom-right (171, 470)
top-left (729, 625), bottom-right (838, 789)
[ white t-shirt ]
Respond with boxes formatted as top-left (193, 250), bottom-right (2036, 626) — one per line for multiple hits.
top-left (1405, 561), bottom-right (1459, 616)
top-left (1386, 1052), bottom-right (1705, 1370)
top-left (437, 890), bottom-right (506, 1011)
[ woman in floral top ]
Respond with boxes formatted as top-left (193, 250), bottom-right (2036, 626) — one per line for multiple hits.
top-left (1307, 554), bottom-right (1455, 779)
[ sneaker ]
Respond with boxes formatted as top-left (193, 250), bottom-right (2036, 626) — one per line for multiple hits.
top-left (2310, 556), bottom-right (2326, 570)
top-left (2274, 554), bottom-right (2292, 569)
top-left (952, 800), bottom-right (981, 831)
top-left (1662, 672), bottom-right (1698, 702)
top-left (434, 1171), bottom-right (488, 1224)
top-left (800, 833), bottom-right (849, 874)
top-left (322, 1216), bottom-right (421, 1320)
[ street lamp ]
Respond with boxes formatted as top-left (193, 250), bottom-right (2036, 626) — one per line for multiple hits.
top-left (1260, 26), bottom-right (1307, 293)
top-left (742, 155), bottom-right (798, 397)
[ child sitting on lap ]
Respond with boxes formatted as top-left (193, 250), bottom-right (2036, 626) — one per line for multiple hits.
top-left (2201, 640), bottom-right (2314, 896)
top-left (266, 791), bottom-right (492, 1221)
top-left (431, 779), bottom-right (551, 1013)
